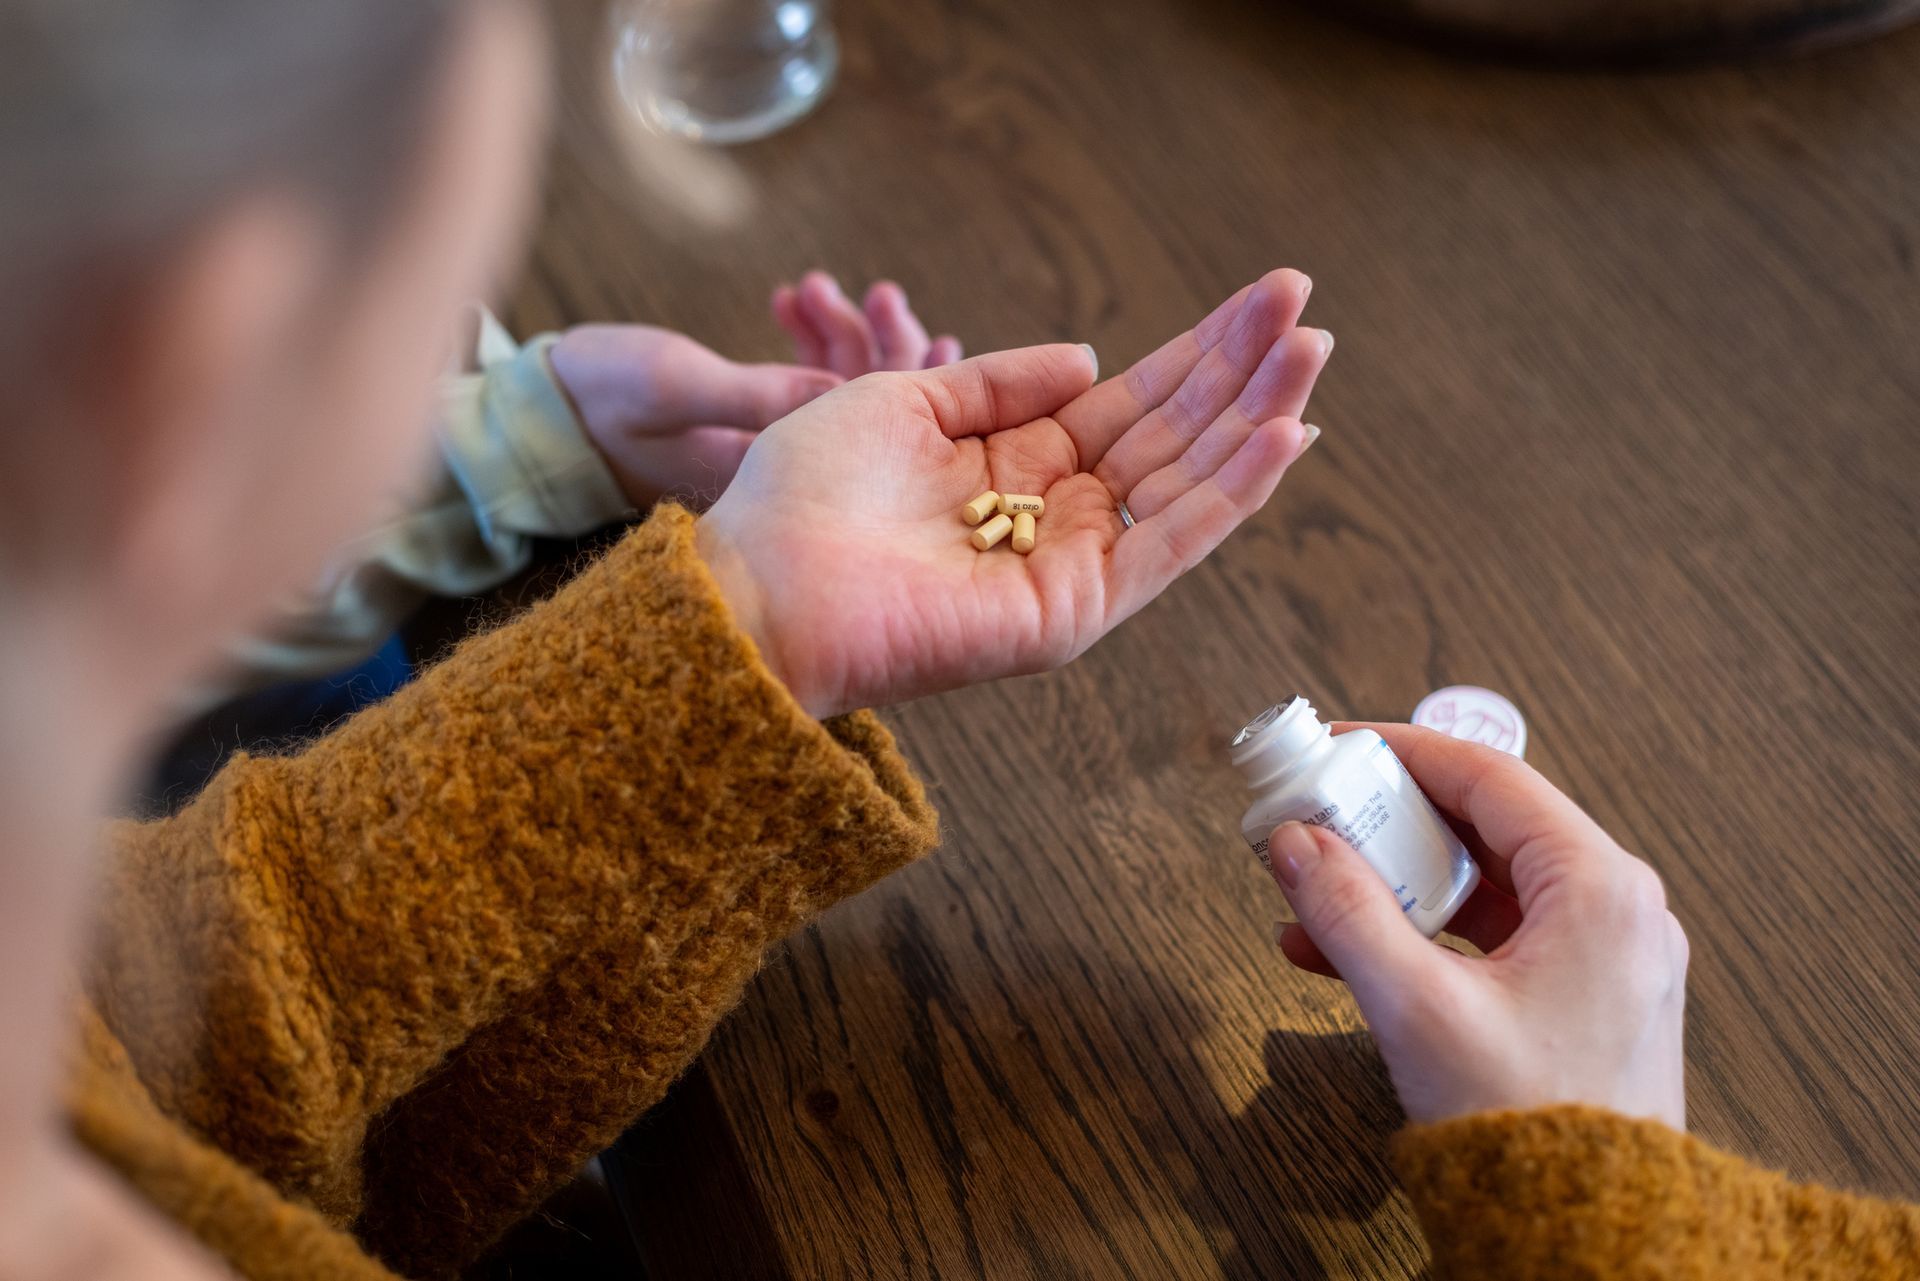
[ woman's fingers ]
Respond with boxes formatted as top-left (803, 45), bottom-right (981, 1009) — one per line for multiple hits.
top-left (1057, 269), bottom-right (1310, 477)
top-left (1278, 922), bottom-right (1341, 979)
top-left (1279, 857), bottom-right (1522, 982)
top-left (1093, 283), bottom-right (1318, 498)
top-left (909, 344), bottom-right (1099, 440)
top-left (1122, 326), bottom-right (1330, 520)
top-left (864, 281), bottom-right (932, 371)
top-left (1104, 416), bottom-right (1305, 624)
top-left (796, 270), bottom-right (879, 376)
top-left (926, 335), bottom-right (964, 367)
top-left (1345, 723), bottom-right (1622, 908)
top-left (1438, 878), bottom-right (1524, 955)
top-left (1049, 279), bottom-right (1254, 469)
top-left (1266, 821), bottom-right (1442, 1022)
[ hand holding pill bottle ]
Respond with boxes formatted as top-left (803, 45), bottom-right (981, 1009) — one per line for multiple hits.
top-left (1259, 722), bottom-right (1689, 1129)
top-left (694, 269), bottom-right (1331, 718)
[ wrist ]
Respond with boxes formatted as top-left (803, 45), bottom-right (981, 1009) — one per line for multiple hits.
top-left (548, 329), bottom-right (652, 506)
top-left (693, 514), bottom-right (824, 720)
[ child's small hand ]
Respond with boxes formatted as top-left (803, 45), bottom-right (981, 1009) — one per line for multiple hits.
top-left (550, 325), bottom-right (842, 509)
top-left (549, 276), bottom-right (957, 509)
top-left (772, 271), bottom-right (963, 376)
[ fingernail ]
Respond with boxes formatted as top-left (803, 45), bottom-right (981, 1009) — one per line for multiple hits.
top-left (1312, 328), bottom-right (1334, 357)
top-left (1078, 342), bottom-right (1099, 380)
top-left (1300, 423), bottom-right (1322, 453)
top-left (1300, 276), bottom-right (1313, 300)
top-left (1271, 822), bottom-right (1320, 892)
top-left (1271, 920), bottom-right (1288, 948)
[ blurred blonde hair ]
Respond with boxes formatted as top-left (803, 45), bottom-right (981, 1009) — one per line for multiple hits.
top-left (0, 0), bottom-right (463, 571)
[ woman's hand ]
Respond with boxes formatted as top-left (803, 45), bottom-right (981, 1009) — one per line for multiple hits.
top-left (549, 274), bottom-right (958, 509)
top-left (1268, 724), bottom-right (1689, 1129)
top-left (698, 269), bottom-right (1330, 718)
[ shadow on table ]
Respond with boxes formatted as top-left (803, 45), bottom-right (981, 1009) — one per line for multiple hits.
top-left (846, 895), bottom-right (1427, 1277)
top-left (881, 911), bottom-right (1431, 1277)
top-left (1054, 954), bottom-right (1429, 1280)
top-left (1203, 1026), bottom-right (1431, 1280)
top-left (605, 918), bottom-right (1429, 1277)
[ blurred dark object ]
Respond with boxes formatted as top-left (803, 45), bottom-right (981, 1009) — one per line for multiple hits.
top-left (135, 636), bottom-right (412, 818)
top-left (137, 527), bottom-right (621, 818)
top-left (464, 1159), bottom-right (646, 1281)
top-left (600, 1066), bottom-right (785, 1279)
top-left (1318, 0), bottom-right (1920, 62)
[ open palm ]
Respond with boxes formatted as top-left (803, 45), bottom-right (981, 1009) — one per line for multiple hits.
top-left (697, 270), bottom-right (1329, 718)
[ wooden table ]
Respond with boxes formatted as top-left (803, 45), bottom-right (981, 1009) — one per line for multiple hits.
top-left (511, 1), bottom-right (1920, 1274)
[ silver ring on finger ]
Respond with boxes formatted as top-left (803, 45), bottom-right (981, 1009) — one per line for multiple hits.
top-left (1116, 498), bottom-right (1136, 529)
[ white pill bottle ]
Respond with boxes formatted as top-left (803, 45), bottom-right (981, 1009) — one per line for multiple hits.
top-left (1230, 697), bottom-right (1480, 938)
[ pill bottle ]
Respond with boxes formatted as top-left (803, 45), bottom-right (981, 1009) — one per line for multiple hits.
top-left (1230, 697), bottom-right (1479, 938)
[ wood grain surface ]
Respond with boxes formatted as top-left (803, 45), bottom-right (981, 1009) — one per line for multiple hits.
top-left (513, 0), bottom-right (1920, 1274)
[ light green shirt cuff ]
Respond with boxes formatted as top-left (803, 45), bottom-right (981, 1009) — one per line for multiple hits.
top-left (440, 332), bottom-right (635, 545)
top-left (184, 313), bottom-right (635, 709)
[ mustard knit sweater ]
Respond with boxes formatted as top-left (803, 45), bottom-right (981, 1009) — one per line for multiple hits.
top-left (67, 508), bottom-right (1920, 1279)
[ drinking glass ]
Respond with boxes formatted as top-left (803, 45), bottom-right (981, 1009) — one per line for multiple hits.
top-left (612, 0), bottom-right (839, 145)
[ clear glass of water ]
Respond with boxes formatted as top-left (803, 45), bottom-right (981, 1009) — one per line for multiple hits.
top-left (612, 0), bottom-right (839, 145)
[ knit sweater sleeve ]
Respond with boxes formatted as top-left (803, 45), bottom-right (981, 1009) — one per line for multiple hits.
top-left (83, 504), bottom-right (940, 1276)
top-left (1393, 1105), bottom-right (1920, 1279)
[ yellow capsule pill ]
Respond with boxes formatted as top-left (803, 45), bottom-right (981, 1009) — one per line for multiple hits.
top-left (998, 493), bottom-right (1045, 516)
top-left (970, 513), bottom-right (1013, 551)
top-left (962, 491), bottom-right (1000, 525)
top-left (1011, 511), bottom-right (1036, 554)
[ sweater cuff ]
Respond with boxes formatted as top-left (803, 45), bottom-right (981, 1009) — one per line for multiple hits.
top-left (1393, 1105), bottom-right (1920, 1278)
top-left (90, 504), bottom-right (944, 1229)
top-left (284, 501), bottom-right (942, 994)
top-left (440, 331), bottom-right (635, 541)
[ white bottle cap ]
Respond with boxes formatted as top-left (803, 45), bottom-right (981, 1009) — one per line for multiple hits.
top-left (1410, 685), bottom-right (1527, 758)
